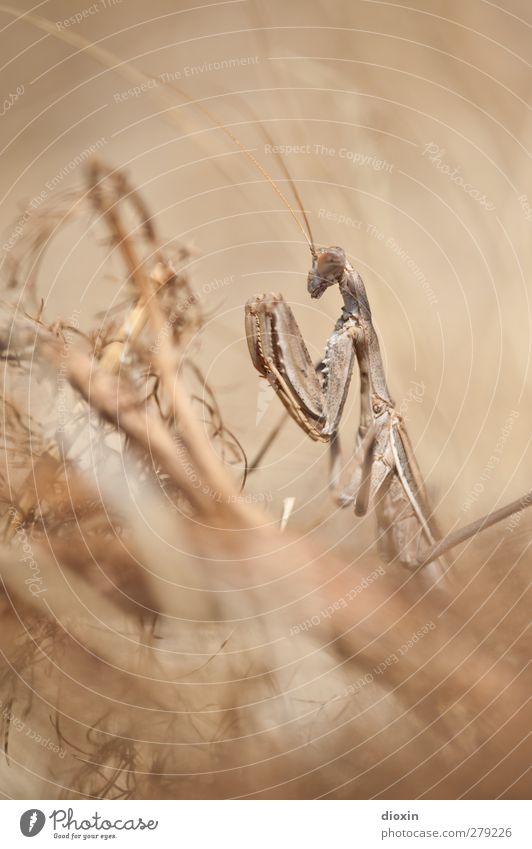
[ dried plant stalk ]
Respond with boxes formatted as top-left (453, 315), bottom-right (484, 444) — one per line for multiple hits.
top-left (0, 165), bottom-right (528, 802)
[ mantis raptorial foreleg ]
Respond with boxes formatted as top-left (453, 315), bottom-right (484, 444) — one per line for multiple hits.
top-left (245, 293), bottom-right (357, 441)
top-left (245, 246), bottom-right (532, 579)
top-left (245, 294), bottom-right (330, 441)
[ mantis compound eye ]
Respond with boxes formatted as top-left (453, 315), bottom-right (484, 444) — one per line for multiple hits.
top-left (317, 246), bottom-right (346, 279)
top-left (307, 246), bottom-right (347, 298)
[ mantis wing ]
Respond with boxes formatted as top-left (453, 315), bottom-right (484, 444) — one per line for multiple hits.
top-left (375, 422), bottom-right (447, 579)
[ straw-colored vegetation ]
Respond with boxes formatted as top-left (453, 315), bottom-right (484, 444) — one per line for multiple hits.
top-left (0, 0), bottom-right (529, 799)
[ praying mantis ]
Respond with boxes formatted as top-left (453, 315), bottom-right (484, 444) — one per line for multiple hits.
top-left (245, 244), bottom-right (532, 584)
top-left (4, 1), bottom-right (530, 584)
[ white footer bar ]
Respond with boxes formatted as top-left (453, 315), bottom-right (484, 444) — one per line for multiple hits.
top-left (3, 799), bottom-right (529, 848)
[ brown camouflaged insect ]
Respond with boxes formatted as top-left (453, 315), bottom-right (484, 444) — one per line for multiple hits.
top-left (245, 243), bottom-right (532, 585)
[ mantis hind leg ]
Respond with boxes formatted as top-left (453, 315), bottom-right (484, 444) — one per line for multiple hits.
top-left (329, 428), bottom-right (377, 509)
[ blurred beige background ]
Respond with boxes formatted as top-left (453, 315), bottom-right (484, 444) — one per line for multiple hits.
top-left (1, 0), bottom-right (531, 559)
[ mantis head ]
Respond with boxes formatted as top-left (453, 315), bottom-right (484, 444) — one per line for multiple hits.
top-left (307, 246), bottom-right (347, 298)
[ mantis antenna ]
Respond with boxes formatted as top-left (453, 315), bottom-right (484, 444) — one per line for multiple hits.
top-left (0, 4), bottom-right (317, 258)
